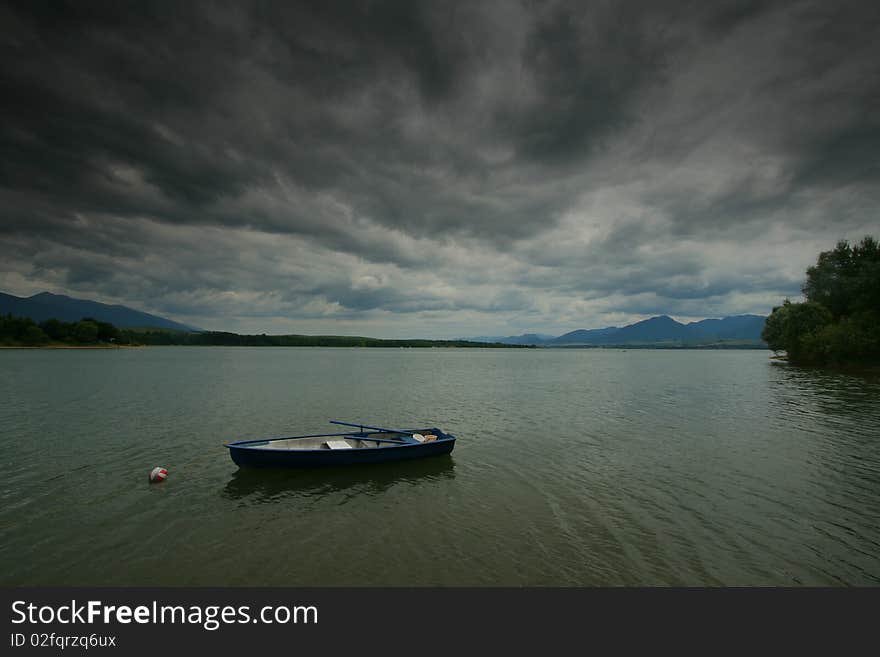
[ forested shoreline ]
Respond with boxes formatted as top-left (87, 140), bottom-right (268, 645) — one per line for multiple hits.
top-left (0, 315), bottom-right (527, 349)
top-left (762, 237), bottom-right (879, 368)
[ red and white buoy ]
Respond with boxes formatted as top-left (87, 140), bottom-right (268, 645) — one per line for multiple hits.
top-left (149, 467), bottom-right (168, 483)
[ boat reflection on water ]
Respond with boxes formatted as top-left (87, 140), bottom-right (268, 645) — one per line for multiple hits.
top-left (222, 454), bottom-right (456, 503)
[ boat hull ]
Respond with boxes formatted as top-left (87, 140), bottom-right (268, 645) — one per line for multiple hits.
top-left (226, 429), bottom-right (456, 468)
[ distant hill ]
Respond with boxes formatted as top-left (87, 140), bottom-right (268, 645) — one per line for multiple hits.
top-left (461, 333), bottom-right (556, 345)
top-left (549, 326), bottom-right (620, 344)
top-left (552, 314), bottom-right (767, 345)
top-left (551, 315), bottom-right (688, 345)
top-left (683, 315), bottom-right (768, 341)
top-left (0, 291), bottom-right (201, 332)
top-left (464, 314), bottom-right (767, 347)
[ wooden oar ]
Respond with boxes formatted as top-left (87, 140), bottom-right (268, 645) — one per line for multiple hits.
top-left (342, 435), bottom-right (408, 444)
top-left (329, 420), bottom-right (415, 435)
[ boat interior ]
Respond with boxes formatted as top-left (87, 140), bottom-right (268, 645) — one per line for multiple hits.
top-left (250, 431), bottom-right (440, 451)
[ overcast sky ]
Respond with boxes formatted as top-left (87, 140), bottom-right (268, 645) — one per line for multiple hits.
top-left (1, 1), bottom-right (878, 337)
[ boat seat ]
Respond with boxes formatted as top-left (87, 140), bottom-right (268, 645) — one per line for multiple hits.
top-left (325, 440), bottom-right (353, 450)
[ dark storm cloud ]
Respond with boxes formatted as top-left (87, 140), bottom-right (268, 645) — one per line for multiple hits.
top-left (0, 0), bottom-right (676, 241)
top-left (1, 0), bottom-right (878, 336)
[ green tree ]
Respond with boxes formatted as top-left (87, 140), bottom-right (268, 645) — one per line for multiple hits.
top-left (72, 320), bottom-right (99, 343)
top-left (95, 321), bottom-right (119, 342)
top-left (22, 325), bottom-right (49, 346)
top-left (765, 236), bottom-right (879, 367)
top-left (803, 236), bottom-right (880, 319)
top-left (761, 302), bottom-right (788, 353)
top-left (79, 317), bottom-right (119, 342)
top-left (761, 299), bottom-right (832, 361)
top-left (782, 301), bottom-right (833, 363)
top-left (40, 319), bottom-right (71, 341)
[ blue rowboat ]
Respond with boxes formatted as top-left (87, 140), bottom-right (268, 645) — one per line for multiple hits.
top-left (225, 420), bottom-right (456, 468)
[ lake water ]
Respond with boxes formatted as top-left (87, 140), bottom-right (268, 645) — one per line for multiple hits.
top-left (1, 347), bottom-right (879, 586)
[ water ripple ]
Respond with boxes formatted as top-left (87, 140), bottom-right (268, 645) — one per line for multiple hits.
top-left (1, 348), bottom-right (879, 585)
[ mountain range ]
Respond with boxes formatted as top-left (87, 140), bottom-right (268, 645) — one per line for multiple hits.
top-left (0, 292), bottom-right (200, 332)
top-left (463, 314), bottom-right (767, 346)
top-left (2, 290), bottom-right (767, 345)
